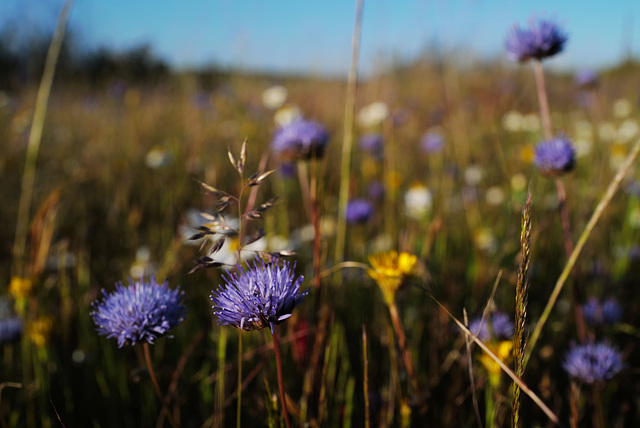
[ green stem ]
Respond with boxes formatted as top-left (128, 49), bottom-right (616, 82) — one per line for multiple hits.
top-left (12, 0), bottom-right (74, 276)
top-left (335, 0), bottom-right (363, 264)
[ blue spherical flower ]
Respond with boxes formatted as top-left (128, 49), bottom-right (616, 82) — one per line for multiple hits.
top-left (367, 181), bottom-right (385, 201)
top-left (358, 133), bottom-right (384, 157)
top-left (0, 316), bottom-right (22, 344)
top-left (346, 199), bottom-right (374, 225)
top-left (575, 70), bottom-right (599, 90)
top-left (211, 259), bottom-right (308, 333)
top-left (271, 119), bottom-right (329, 160)
top-left (505, 18), bottom-right (567, 62)
top-left (420, 131), bottom-right (445, 154)
top-left (563, 341), bottom-right (625, 384)
top-left (469, 311), bottom-right (514, 341)
top-left (533, 136), bottom-right (576, 176)
top-left (582, 297), bottom-right (622, 326)
top-left (91, 278), bottom-right (186, 348)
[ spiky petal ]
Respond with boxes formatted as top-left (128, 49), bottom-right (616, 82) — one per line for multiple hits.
top-left (91, 278), bottom-right (186, 348)
top-left (211, 259), bottom-right (308, 333)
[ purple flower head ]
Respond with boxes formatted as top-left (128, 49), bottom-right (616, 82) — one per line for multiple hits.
top-left (533, 135), bottom-right (576, 176)
top-left (279, 162), bottom-right (297, 179)
top-left (346, 199), bottom-right (374, 225)
top-left (91, 278), bottom-right (186, 348)
top-left (0, 317), bottom-right (22, 344)
top-left (575, 70), bottom-right (599, 90)
top-left (563, 341), bottom-right (625, 384)
top-left (420, 131), bottom-right (445, 154)
top-left (271, 119), bottom-right (329, 160)
top-left (582, 297), bottom-right (622, 326)
top-left (368, 181), bottom-right (385, 201)
top-left (505, 17), bottom-right (567, 62)
top-left (469, 311), bottom-right (514, 341)
top-left (211, 259), bottom-right (308, 333)
top-left (358, 133), bottom-right (384, 157)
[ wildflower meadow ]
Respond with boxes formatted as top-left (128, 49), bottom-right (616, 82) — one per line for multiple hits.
top-left (1, 3), bottom-right (640, 427)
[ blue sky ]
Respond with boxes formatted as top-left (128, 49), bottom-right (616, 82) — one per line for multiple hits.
top-left (3, 0), bottom-right (639, 75)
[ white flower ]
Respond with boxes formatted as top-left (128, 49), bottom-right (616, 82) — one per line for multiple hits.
top-left (404, 184), bottom-right (433, 219)
top-left (485, 186), bottom-right (505, 206)
top-left (598, 122), bottom-right (617, 142)
top-left (262, 85), bottom-right (288, 110)
top-left (464, 165), bottom-right (485, 186)
top-left (521, 113), bottom-right (540, 132)
top-left (357, 101), bottom-right (389, 128)
top-left (146, 146), bottom-right (172, 169)
top-left (618, 118), bottom-right (639, 142)
top-left (502, 111), bottom-right (523, 132)
top-left (613, 99), bottom-right (632, 119)
top-left (511, 174), bottom-right (527, 192)
top-left (274, 105), bottom-right (302, 126)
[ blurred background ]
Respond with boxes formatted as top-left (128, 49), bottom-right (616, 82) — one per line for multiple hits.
top-left (1, 1), bottom-right (640, 427)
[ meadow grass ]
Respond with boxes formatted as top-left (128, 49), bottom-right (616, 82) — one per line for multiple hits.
top-left (1, 14), bottom-right (640, 428)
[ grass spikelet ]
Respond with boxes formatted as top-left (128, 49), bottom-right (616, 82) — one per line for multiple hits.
top-left (512, 192), bottom-right (532, 427)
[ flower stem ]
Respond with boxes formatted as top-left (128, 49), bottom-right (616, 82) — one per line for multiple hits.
top-left (362, 325), bottom-right (370, 428)
top-left (387, 302), bottom-right (419, 394)
top-left (534, 59), bottom-right (587, 342)
top-left (236, 331), bottom-right (242, 428)
top-left (142, 343), bottom-right (179, 428)
top-left (311, 158), bottom-right (322, 295)
top-left (270, 329), bottom-right (292, 428)
top-left (335, 0), bottom-right (363, 265)
top-left (533, 61), bottom-right (553, 141)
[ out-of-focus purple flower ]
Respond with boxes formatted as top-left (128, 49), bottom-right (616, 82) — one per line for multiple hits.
top-left (279, 162), bottom-right (297, 179)
top-left (91, 278), bottom-right (186, 348)
top-left (582, 297), bottom-right (622, 326)
top-left (563, 341), bottom-right (625, 384)
top-left (211, 259), bottom-right (308, 333)
top-left (271, 119), bottom-right (330, 160)
top-left (420, 131), bottom-right (445, 154)
top-left (368, 181), bottom-right (385, 201)
top-left (468, 311), bottom-right (514, 341)
top-left (0, 316), bottom-right (22, 344)
top-left (107, 80), bottom-right (127, 100)
top-left (191, 92), bottom-right (212, 109)
top-left (505, 18), bottom-right (567, 62)
top-left (533, 135), bottom-right (576, 176)
top-left (346, 199), bottom-right (374, 225)
top-left (359, 133), bottom-right (384, 157)
top-left (575, 70), bottom-right (599, 90)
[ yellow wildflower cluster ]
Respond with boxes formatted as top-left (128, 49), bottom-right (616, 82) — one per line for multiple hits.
top-left (9, 276), bottom-right (32, 300)
top-left (26, 317), bottom-right (53, 348)
top-left (478, 340), bottom-right (513, 385)
top-left (367, 251), bottom-right (418, 305)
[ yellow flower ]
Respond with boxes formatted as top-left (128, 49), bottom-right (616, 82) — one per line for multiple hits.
top-left (478, 340), bottom-right (513, 384)
top-left (26, 317), bottom-right (53, 348)
top-left (9, 276), bottom-right (32, 300)
top-left (367, 251), bottom-right (417, 305)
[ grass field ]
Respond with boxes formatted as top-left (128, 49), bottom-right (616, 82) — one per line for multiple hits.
top-left (1, 13), bottom-right (640, 428)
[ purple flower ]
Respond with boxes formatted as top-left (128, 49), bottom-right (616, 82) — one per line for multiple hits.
top-left (367, 181), bottom-right (385, 201)
top-left (0, 317), bottom-right (22, 344)
top-left (358, 133), bottom-right (384, 157)
top-left (505, 17), bottom-right (567, 62)
top-left (582, 297), bottom-right (622, 326)
top-left (575, 70), bottom-right (599, 90)
top-left (346, 199), bottom-right (374, 224)
top-left (211, 259), bottom-right (308, 333)
top-left (563, 341), bottom-right (625, 384)
top-left (271, 119), bottom-right (329, 160)
top-left (533, 135), bottom-right (576, 176)
top-left (91, 278), bottom-right (186, 348)
top-left (468, 311), bottom-right (514, 341)
top-left (420, 131), bottom-right (445, 154)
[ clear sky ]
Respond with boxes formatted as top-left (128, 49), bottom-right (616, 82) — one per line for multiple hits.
top-left (2, 0), bottom-right (639, 75)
